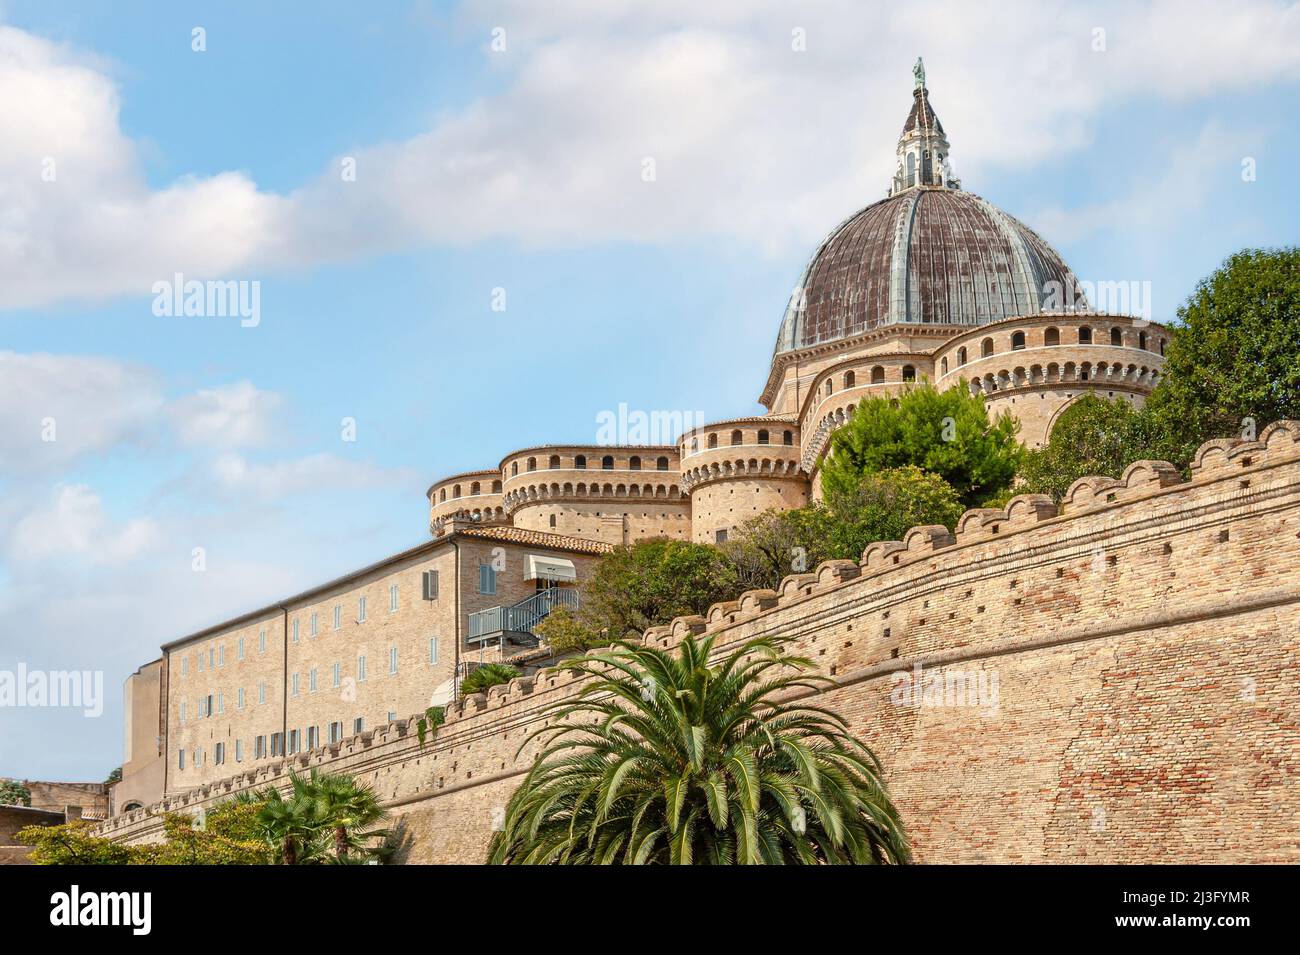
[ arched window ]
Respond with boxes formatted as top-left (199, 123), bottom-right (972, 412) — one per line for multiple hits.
top-left (470, 481), bottom-right (480, 495)
top-left (956, 347), bottom-right (967, 366)
top-left (527, 457), bottom-right (537, 472)
top-left (492, 480), bottom-right (502, 493)
top-left (941, 357), bottom-right (949, 375)
top-left (1139, 331), bottom-right (1148, 350)
top-left (629, 456), bottom-right (641, 470)
top-left (1044, 327), bottom-right (1060, 346)
top-left (601, 455), bottom-right (614, 470)
top-left (440, 488), bottom-right (446, 502)
top-left (452, 484), bottom-right (461, 498)
top-left (1079, 327), bottom-right (1092, 344)
top-left (871, 365), bottom-right (885, 383)
top-left (511, 462), bottom-right (518, 477)
top-left (902, 365), bottom-right (916, 382)
top-left (731, 430), bottom-right (743, 446)
top-left (1159, 339), bottom-right (1165, 356)
top-left (690, 439), bottom-right (698, 453)
top-left (656, 456), bottom-right (669, 471)
top-left (549, 455), bottom-right (561, 469)
top-left (844, 370), bottom-right (855, 388)
top-left (757, 430), bottom-right (769, 445)
top-left (981, 337), bottom-right (994, 357)
top-left (825, 379), bottom-right (833, 397)
top-left (783, 430), bottom-right (793, 446)
top-left (549, 514), bottom-right (557, 528)
top-left (1011, 331), bottom-right (1026, 350)
top-left (574, 455), bottom-right (586, 469)
top-left (708, 434), bottom-right (718, 449)
top-left (1109, 327), bottom-right (1121, 346)
top-left (122, 801), bottom-right (143, 812)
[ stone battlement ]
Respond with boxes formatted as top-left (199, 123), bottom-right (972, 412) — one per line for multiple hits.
top-left (99, 423), bottom-right (1300, 862)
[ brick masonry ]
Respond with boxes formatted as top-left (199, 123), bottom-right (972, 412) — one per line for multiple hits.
top-left (97, 422), bottom-right (1300, 863)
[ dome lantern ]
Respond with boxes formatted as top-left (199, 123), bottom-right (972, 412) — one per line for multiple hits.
top-left (890, 58), bottom-right (960, 196)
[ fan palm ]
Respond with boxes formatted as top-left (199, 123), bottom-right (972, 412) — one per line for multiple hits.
top-left (295, 769), bottom-right (388, 860)
top-left (487, 634), bottom-right (910, 864)
top-left (249, 782), bottom-right (321, 865)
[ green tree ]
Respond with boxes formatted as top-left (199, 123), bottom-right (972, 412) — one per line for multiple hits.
top-left (251, 781), bottom-right (324, 865)
top-left (293, 770), bottom-right (388, 861)
top-left (460, 662), bottom-right (520, 696)
top-left (722, 467), bottom-right (964, 591)
top-left (145, 802), bottom-right (274, 865)
top-left (719, 505), bottom-right (836, 593)
top-left (487, 634), bottom-right (910, 865)
top-left (1147, 247), bottom-right (1300, 460)
top-left (17, 820), bottom-right (139, 864)
top-left (1018, 395), bottom-right (1169, 500)
top-left (576, 539), bottom-right (741, 640)
top-left (104, 767), bottom-right (123, 785)
top-left (0, 779), bottom-right (31, 807)
top-left (533, 605), bottom-right (602, 654)
top-left (820, 381), bottom-right (1021, 506)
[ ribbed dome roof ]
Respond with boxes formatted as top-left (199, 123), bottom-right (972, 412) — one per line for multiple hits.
top-left (774, 188), bottom-right (1082, 354)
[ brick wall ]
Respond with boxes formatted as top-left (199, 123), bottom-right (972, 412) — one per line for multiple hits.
top-left (99, 422), bottom-right (1300, 863)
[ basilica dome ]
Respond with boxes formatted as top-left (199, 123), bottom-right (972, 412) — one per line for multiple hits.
top-left (773, 64), bottom-right (1081, 355)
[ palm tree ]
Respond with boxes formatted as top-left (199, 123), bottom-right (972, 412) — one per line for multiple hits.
top-left (250, 783), bottom-right (319, 865)
top-left (487, 634), bottom-right (910, 864)
top-left (296, 769), bottom-right (388, 861)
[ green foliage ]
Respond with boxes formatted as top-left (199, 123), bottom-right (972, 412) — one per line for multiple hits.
top-left (0, 779), bottom-right (32, 807)
top-left (252, 770), bottom-right (388, 864)
top-left (460, 663), bottom-right (520, 696)
top-left (533, 605), bottom-right (602, 654)
top-left (821, 465), bottom-right (966, 562)
top-left (1147, 247), bottom-right (1300, 460)
top-left (576, 538), bottom-right (741, 640)
top-left (104, 767), bottom-right (123, 785)
top-left (820, 381), bottom-right (1021, 506)
top-left (143, 803), bottom-right (274, 865)
top-left (17, 820), bottom-right (139, 865)
top-left (1018, 395), bottom-right (1171, 500)
top-left (487, 634), bottom-right (910, 865)
top-left (723, 467), bottom-right (966, 591)
top-left (720, 505), bottom-right (835, 593)
top-left (414, 705), bottom-right (446, 748)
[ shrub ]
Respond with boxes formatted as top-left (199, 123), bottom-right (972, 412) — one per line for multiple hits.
top-left (460, 663), bottom-right (520, 696)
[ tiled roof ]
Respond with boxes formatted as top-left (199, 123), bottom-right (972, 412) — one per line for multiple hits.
top-left (457, 525), bottom-right (615, 555)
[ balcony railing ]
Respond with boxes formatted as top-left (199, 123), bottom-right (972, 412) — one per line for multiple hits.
top-left (467, 586), bottom-right (578, 643)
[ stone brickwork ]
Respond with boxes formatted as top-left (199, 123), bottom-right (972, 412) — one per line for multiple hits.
top-left (100, 423), bottom-right (1300, 863)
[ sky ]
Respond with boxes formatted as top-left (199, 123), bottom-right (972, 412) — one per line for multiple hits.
top-left (0, 0), bottom-right (1297, 781)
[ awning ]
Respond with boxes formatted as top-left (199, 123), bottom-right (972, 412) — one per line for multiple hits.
top-left (525, 554), bottom-right (576, 582)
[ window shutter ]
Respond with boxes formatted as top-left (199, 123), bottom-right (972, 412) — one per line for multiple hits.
top-left (423, 569), bottom-right (439, 600)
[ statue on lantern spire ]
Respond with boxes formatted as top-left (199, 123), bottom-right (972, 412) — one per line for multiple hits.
top-left (913, 57), bottom-right (925, 90)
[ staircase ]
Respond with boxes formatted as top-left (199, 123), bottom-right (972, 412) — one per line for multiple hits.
top-left (467, 586), bottom-right (577, 647)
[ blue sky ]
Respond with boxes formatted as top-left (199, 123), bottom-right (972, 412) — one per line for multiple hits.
top-left (1, 0), bottom-right (1298, 780)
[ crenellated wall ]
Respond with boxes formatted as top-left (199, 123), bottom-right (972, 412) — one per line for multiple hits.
top-left (100, 423), bottom-right (1300, 864)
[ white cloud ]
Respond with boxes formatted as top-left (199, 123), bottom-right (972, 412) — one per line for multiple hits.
top-left (208, 451), bottom-right (414, 500)
top-left (3, 2), bottom-right (1300, 309)
top-left (168, 380), bottom-right (281, 449)
top-left (0, 25), bottom-right (281, 310)
top-left (0, 350), bottom-right (162, 472)
top-left (6, 483), bottom-right (160, 564)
